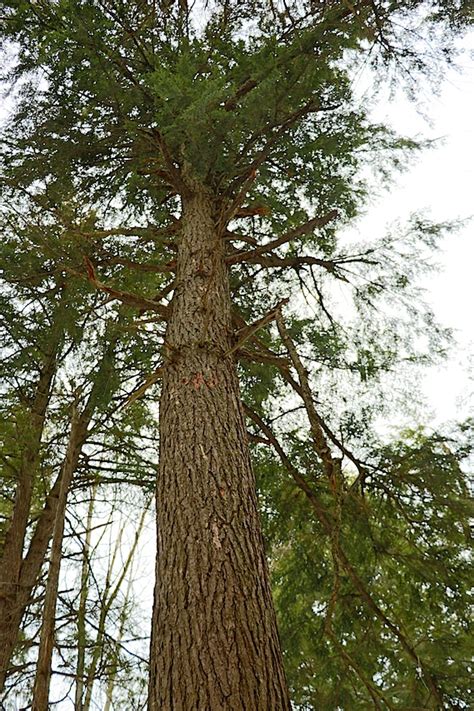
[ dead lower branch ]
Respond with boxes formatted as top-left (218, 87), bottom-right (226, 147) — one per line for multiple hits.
top-left (83, 257), bottom-right (169, 318)
top-left (226, 210), bottom-right (338, 265)
top-left (225, 298), bottom-right (289, 358)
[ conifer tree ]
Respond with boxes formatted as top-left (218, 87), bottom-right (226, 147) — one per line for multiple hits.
top-left (0, 192), bottom-right (158, 698)
top-left (1, 1), bottom-right (472, 709)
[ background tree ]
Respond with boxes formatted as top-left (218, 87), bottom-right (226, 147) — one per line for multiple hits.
top-left (0, 192), bottom-right (158, 702)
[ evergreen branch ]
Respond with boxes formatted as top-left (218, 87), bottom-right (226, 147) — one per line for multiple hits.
top-left (224, 78), bottom-right (259, 111)
top-left (119, 368), bottom-right (163, 409)
top-left (95, 0), bottom-right (155, 71)
top-left (325, 613), bottom-right (394, 709)
top-left (100, 257), bottom-right (176, 274)
top-left (276, 312), bottom-right (338, 479)
top-left (139, 128), bottom-right (188, 194)
top-left (243, 404), bottom-right (335, 529)
top-left (274, 358), bottom-right (370, 481)
top-left (220, 0), bottom-right (375, 113)
top-left (245, 403), bottom-right (444, 707)
top-left (228, 251), bottom-right (353, 282)
top-left (235, 320), bottom-right (370, 481)
top-left (332, 543), bottom-right (444, 705)
top-left (226, 210), bottom-right (338, 265)
top-left (237, 347), bottom-right (290, 369)
top-left (224, 229), bottom-right (259, 246)
top-left (72, 223), bottom-right (178, 243)
top-left (220, 100), bottom-right (325, 226)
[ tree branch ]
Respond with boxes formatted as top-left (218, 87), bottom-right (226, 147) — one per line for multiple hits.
top-left (226, 210), bottom-right (338, 265)
top-left (83, 258), bottom-right (169, 317)
top-left (225, 298), bottom-right (289, 357)
top-left (245, 403), bottom-right (443, 706)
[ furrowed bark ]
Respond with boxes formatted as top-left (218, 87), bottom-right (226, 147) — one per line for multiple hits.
top-left (149, 181), bottom-right (290, 710)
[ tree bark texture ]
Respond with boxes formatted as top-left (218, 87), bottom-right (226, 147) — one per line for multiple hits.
top-left (149, 185), bottom-right (290, 710)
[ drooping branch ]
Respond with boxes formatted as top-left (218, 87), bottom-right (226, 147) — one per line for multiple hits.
top-left (241, 333), bottom-right (370, 482)
top-left (237, 345), bottom-right (290, 369)
top-left (276, 312), bottom-right (339, 479)
top-left (119, 367), bottom-right (163, 409)
top-left (245, 404), bottom-right (444, 706)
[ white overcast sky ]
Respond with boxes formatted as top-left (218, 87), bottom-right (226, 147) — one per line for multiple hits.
top-left (355, 35), bottom-right (474, 428)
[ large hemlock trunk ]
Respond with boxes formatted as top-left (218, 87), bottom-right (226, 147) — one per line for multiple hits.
top-left (149, 184), bottom-right (290, 710)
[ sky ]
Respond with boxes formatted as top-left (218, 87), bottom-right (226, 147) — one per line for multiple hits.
top-left (352, 35), bottom-right (474, 428)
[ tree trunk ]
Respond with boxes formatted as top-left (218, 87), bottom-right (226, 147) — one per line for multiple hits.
top-left (0, 332), bottom-right (116, 695)
top-left (83, 505), bottom-right (148, 711)
top-left (149, 183), bottom-right (290, 710)
top-left (0, 413), bottom-right (89, 696)
top-left (32, 408), bottom-right (81, 711)
top-left (0, 347), bottom-right (58, 692)
top-left (74, 487), bottom-right (96, 711)
top-left (0, 472), bottom-right (62, 693)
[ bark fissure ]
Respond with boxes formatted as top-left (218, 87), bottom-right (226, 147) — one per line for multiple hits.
top-left (149, 183), bottom-right (290, 710)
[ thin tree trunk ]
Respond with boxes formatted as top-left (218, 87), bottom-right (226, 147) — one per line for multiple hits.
top-left (82, 515), bottom-right (124, 711)
top-left (0, 471), bottom-right (63, 694)
top-left (149, 183), bottom-right (290, 710)
top-left (32, 407), bottom-right (81, 711)
top-left (0, 332), bottom-right (117, 694)
top-left (0, 420), bottom-right (90, 696)
top-left (74, 488), bottom-right (96, 711)
top-left (102, 565), bottom-right (135, 711)
top-left (0, 347), bottom-right (58, 692)
top-left (82, 505), bottom-right (148, 711)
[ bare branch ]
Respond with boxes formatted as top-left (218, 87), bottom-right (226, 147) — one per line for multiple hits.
top-left (83, 258), bottom-right (169, 318)
top-left (225, 298), bottom-right (289, 358)
top-left (226, 210), bottom-right (338, 265)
